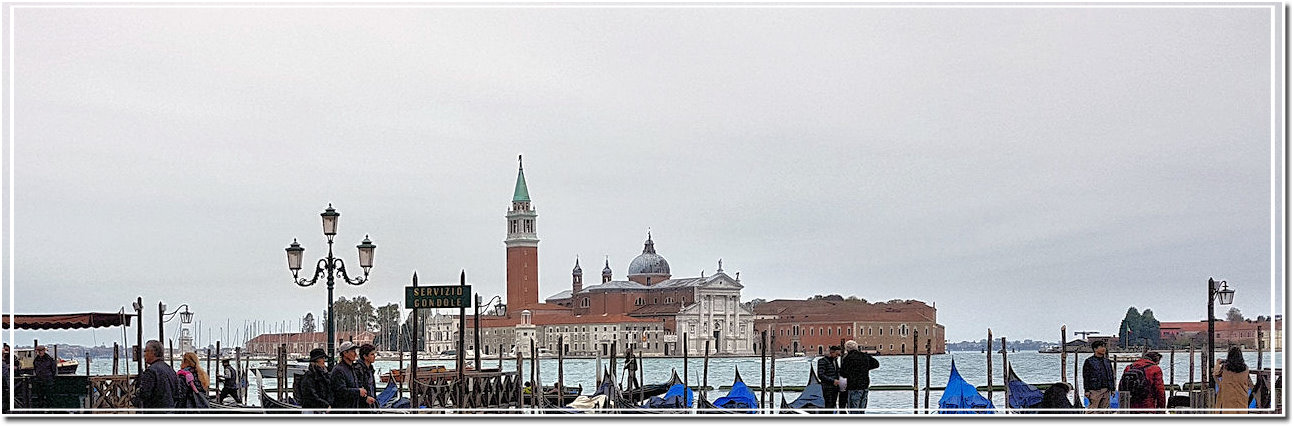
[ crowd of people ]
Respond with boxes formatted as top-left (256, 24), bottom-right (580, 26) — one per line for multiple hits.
top-left (1082, 340), bottom-right (1258, 414)
top-left (131, 339), bottom-right (381, 413)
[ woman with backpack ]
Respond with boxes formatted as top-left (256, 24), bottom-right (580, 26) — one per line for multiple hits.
top-left (1213, 346), bottom-right (1253, 414)
top-left (176, 352), bottom-right (212, 410)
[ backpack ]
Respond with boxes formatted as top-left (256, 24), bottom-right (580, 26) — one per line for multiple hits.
top-left (1119, 364), bottom-right (1150, 401)
top-left (176, 369), bottom-right (211, 409)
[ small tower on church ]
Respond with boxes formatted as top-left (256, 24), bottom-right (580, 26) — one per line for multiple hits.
top-left (602, 257), bottom-right (613, 283)
top-left (572, 257), bottom-right (584, 294)
top-left (505, 155), bottom-right (540, 312)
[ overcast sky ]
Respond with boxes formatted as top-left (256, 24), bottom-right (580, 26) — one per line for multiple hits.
top-left (5, 4), bottom-right (1283, 348)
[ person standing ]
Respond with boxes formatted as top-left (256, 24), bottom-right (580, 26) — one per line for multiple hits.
top-left (1122, 351), bottom-right (1166, 413)
top-left (298, 348), bottom-right (333, 413)
top-left (1213, 346), bottom-right (1253, 414)
top-left (217, 359), bottom-right (242, 405)
top-left (1082, 340), bottom-right (1114, 412)
top-left (30, 345), bottom-right (57, 410)
top-left (357, 344), bottom-right (378, 410)
top-left (839, 340), bottom-right (880, 413)
top-left (816, 346), bottom-right (843, 414)
top-left (135, 340), bottom-right (181, 413)
top-left (329, 342), bottom-right (374, 412)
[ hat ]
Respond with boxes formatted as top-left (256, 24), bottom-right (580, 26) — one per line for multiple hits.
top-left (35, 345), bottom-right (46, 351)
top-left (1143, 351), bottom-right (1162, 363)
top-left (358, 343), bottom-right (376, 357)
top-left (338, 341), bottom-right (358, 354)
top-left (829, 345), bottom-right (842, 351)
top-left (309, 348), bottom-right (328, 362)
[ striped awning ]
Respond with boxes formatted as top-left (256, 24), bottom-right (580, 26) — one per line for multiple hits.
top-left (2, 313), bottom-right (134, 330)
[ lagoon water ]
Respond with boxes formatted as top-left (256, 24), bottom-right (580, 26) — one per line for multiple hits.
top-left (81, 351), bottom-right (1281, 411)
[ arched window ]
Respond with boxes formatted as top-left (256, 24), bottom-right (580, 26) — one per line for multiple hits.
top-left (666, 297), bottom-right (674, 304)
top-left (901, 324), bottom-right (908, 336)
top-left (636, 297), bottom-right (645, 306)
top-left (580, 298), bottom-right (590, 308)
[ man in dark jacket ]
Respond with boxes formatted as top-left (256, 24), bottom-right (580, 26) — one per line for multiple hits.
top-left (329, 342), bottom-right (374, 412)
top-left (31, 345), bottom-right (57, 409)
top-left (816, 346), bottom-right (842, 414)
top-left (217, 359), bottom-right (242, 404)
top-left (839, 340), bottom-right (880, 413)
top-left (135, 340), bottom-right (181, 413)
top-left (357, 344), bottom-right (378, 409)
top-left (1082, 340), bottom-right (1114, 413)
top-left (298, 348), bottom-right (333, 413)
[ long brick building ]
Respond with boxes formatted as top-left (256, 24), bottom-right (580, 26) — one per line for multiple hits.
top-left (754, 298), bottom-right (946, 356)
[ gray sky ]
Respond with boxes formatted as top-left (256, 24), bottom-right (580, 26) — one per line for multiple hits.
top-left (6, 5), bottom-right (1283, 347)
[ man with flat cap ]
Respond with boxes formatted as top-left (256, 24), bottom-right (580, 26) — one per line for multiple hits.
top-left (329, 342), bottom-right (374, 412)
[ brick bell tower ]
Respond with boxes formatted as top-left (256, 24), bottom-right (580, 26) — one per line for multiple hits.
top-left (505, 155), bottom-right (539, 313)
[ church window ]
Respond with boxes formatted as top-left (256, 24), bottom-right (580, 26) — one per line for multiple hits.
top-left (636, 297), bottom-right (644, 306)
top-left (901, 324), bottom-right (908, 336)
top-left (878, 327), bottom-right (882, 336)
top-left (580, 298), bottom-right (590, 308)
top-left (654, 298), bottom-right (658, 304)
top-left (666, 297), bottom-right (673, 304)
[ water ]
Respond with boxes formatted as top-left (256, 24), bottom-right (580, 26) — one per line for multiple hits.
top-left (79, 350), bottom-right (1282, 410)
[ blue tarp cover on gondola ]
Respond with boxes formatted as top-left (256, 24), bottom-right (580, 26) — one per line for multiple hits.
top-left (788, 367), bottom-right (825, 409)
top-left (938, 360), bottom-right (995, 414)
top-left (647, 383), bottom-right (694, 408)
top-left (1006, 365), bottom-right (1043, 409)
top-left (712, 380), bottom-right (758, 413)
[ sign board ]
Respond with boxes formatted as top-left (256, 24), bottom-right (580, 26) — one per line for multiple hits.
top-left (664, 334), bottom-right (678, 343)
top-left (405, 285), bottom-right (472, 309)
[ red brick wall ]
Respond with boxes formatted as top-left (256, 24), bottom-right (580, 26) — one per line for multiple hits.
top-left (507, 246), bottom-right (538, 310)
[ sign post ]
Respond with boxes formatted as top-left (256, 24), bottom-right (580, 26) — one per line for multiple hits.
top-left (403, 273), bottom-right (472, 411)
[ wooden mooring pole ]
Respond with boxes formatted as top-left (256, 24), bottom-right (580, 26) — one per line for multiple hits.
top-left (703, 340), bottom-right (710, 392)
top-left (557, 335), bottom-right (565, 407)
top-left (1060, 325), bottom-right (1067, 383)
top-left (986, 329), bottom-right (993, 405)
top-left (1188, 343), bottom-right (1196, 409)
top-left (760, 330), bottom-right (767, 410)
top-left (515, 349), bottom-right (523, 412)
top-left (682, 333), bottom-right (688, 392)
top-left (924, 339), bottom-right (931, 411)
top-left (113, 342), bottom-right (120, 376)
top-left (768, 333), bottom-right (775, 409)
top-left (1001, 337), bottom-right (1008, 414)
top-left (912, 331), bottom-right (918, 414)
top-left (169, 339), bottom-right (174, 368)
top-left (1072, 351), bottom-right (1080, 407)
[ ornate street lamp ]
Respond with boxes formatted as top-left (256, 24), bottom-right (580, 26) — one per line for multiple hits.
top-left (1207, 277), bottom-right (1235, 408)
top-left (286, 204), bottom-right (376, 366)
top-left (159, 303), bottom-right (193, 365)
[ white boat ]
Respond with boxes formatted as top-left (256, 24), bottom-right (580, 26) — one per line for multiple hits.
top-left (253, 361), bottom-right (306, 379)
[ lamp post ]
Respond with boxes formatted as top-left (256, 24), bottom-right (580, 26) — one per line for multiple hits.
top-left (1206, 277), bottom-right (1235, 407)
top-left (474, 294), bottom-right (504, 369)
top-left (159, 303), bottom-right (194, 349)
top-left (286, 204), bottom-right (376, 366)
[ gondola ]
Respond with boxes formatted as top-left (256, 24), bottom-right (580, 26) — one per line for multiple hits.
top-left (523, 384), bottom-right (584, 407)
top-left (937, 360), bottom-right (994, 414)
top-left (209, 399), bottom-right (261, 413)
top-left (253, 369), bottom-right (301, 413)
top-left (699, 368), bottom-right (757, 414)
top-left (785, 366), bottom-right (824, 411)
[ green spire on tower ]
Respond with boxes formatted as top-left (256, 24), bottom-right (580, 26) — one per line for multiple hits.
top-left (513, 154), bottom-right (530, 202)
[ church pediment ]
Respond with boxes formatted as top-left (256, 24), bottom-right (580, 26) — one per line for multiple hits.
top-left (701, 274), bottom-right (742, 289)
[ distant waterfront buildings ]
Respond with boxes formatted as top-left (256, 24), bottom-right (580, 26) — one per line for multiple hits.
top-left (753, 297), bottom-right (946, 355)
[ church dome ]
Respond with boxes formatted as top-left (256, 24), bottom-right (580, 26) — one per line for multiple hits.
top-left (627, 233), bottom-right (671, 277)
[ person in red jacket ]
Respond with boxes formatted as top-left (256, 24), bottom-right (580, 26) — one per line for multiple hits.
top-left (1123, 351), bottom-right (1165, 413)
